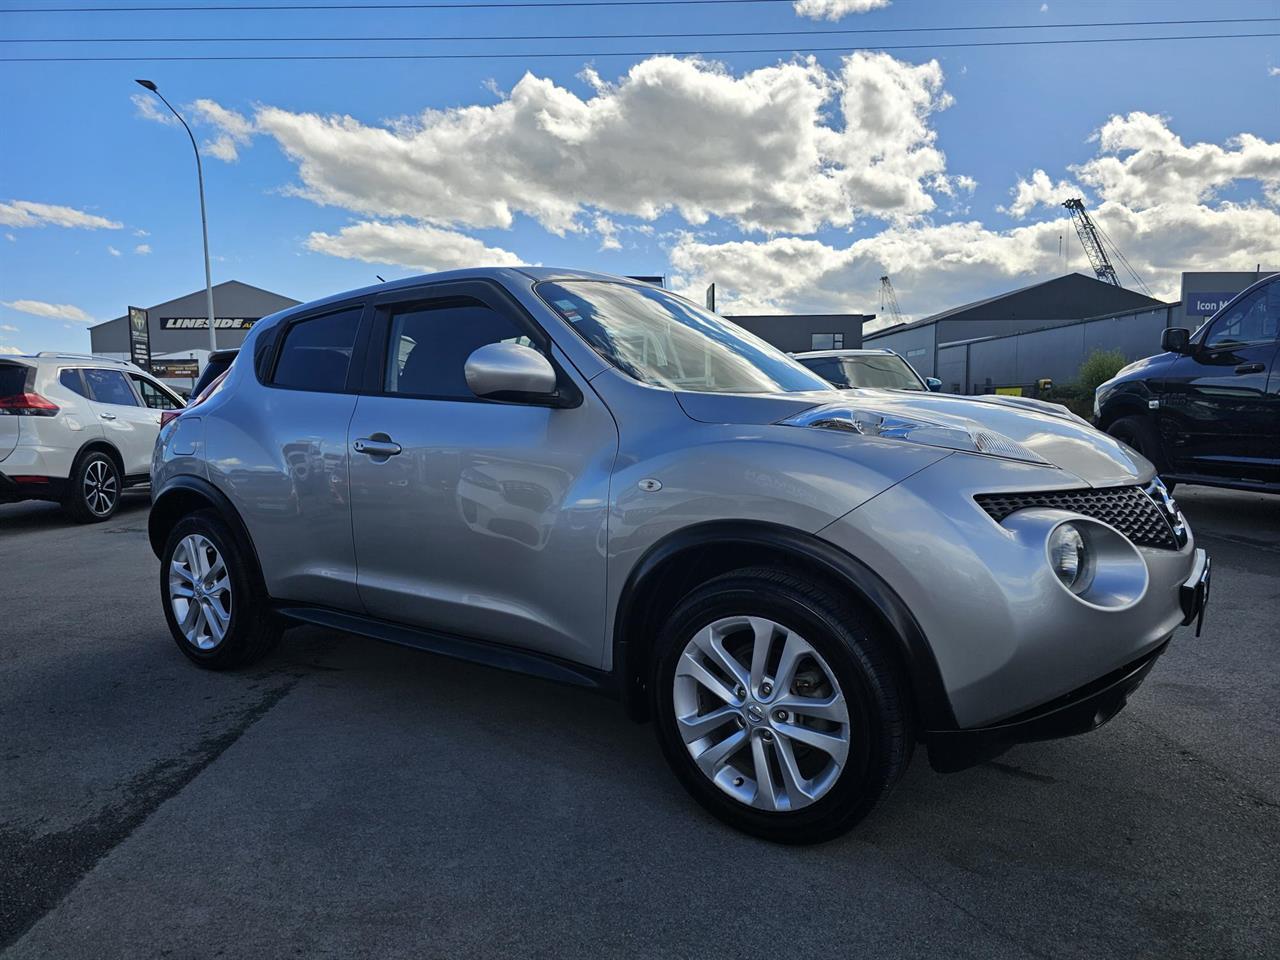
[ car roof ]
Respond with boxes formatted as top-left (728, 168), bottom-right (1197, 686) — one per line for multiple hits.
top-left (791, 349), bottom-right (898, 359)
top-left (3, 353), bottom-right (147, 373)
top-left (261, 266), bottom-right (651, 329)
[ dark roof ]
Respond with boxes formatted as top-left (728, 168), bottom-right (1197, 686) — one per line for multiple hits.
top-left (865, 273), bottom-right (1165, 340)
top-left (92, 280), bottom-right (302, 330)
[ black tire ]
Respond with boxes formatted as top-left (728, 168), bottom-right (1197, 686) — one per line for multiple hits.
top-left (160, 509), bottom-right (282, 669)
top-left (62, 450), bottom-right (121, 523)
top-left (651, 567), bottom-right (913, 845)
top-left (1107, 415), bottom-right (1163, 467)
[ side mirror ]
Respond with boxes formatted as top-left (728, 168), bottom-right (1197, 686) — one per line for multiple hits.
top-left (1161, 327), bottom-right (1191, 354)
top-left (464, 342), bottom-right (560, 404)
top-left (925, 377), bottom-right (942, 392)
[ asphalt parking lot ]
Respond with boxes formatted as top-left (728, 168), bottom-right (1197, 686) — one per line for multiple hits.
top-left (1, 486), bottom-right (1277, 959)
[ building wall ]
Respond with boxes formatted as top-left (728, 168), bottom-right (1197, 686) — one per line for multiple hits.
top-left (934, 305), bottom-right (1177, 394)
top-left (725, 314), bottom-right (868, 353)
top-left (89, 282), bottom-right (299, 357)
top-left (1178, 270), bottom-right (1276, 327)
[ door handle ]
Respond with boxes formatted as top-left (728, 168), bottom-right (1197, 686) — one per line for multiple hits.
top-left (353, 436), bottom-right (402, 458)
top-left (100, 413), bottom-right (117, 421)
top-left (1234, 362), bottom-right (1265, 375)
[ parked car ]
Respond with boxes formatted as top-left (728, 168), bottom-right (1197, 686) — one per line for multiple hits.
top-left (191, 348), bottom-right (239, 401)
top-left (1, 353), bottom-right (185, 521)
top-left (1095, 273), bottom-right (1279, 493)
top-left (792, 348), bottom-right (941, 392)
top-left (150, 269), bottom-right (1209, 843)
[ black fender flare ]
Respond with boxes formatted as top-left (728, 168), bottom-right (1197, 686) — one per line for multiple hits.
top-left (612, 520), bottom-right (959, 732)
top-left (148, 476), bottom-right (267, 596)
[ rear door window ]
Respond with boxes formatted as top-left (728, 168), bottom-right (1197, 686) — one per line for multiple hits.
top-left (272, 307), bottom-right (363, 393)
top-left (83, 369), bottom-right (140, 406)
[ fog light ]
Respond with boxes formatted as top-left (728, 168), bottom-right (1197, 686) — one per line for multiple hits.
top-left (1048, 523), bottom-right (1089, 592)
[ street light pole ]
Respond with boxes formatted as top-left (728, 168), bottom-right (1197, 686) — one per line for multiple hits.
top-left (134, 79), bottom-right (217, 361)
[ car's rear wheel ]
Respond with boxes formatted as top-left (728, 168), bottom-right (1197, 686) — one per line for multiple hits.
top-left (63, 451), bottom-right (120, 523)
top-left (160, 509), bottom-right (281, 669)
top-left (652, 567), bottom-right (913, 844)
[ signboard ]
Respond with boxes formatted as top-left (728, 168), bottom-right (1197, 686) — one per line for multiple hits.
top-left (159, 317), bottom-right (260, 331)
top-left (705, 283), bottom-right (716, 313)
top-left (128, 306), bottom-right (151, 371)
top-left (150, 360), bottom-right (200, 380)
top-left (995, 386), bottom-right (1024, 397)
top-left (1185, 292), bottom-right (1237, 317)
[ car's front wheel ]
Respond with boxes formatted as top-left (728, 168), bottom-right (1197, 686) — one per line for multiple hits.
top-left (652, 567), bottom-right (913, 844)
top-left (160, 509), bottom-right (282, 669)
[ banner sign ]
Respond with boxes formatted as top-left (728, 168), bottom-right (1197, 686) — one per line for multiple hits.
top-left (1185, 292), bottom-right (1237, 317)
top-left (159, 317), bottom-right (261, 331)
top-left (150, 360), bottom-right (200, 380)
top-left (128, 306), bottom-right (151, 371)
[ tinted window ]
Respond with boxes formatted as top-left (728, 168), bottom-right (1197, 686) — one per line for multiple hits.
top-left (84, 369), bottom-right (139, 406)
top-left (131, 375), bottom-right (181, 410)
top-left (272, 308), bottom-right (362, 392)
top-left (0, 364), bottom-right (30, 398)
top-left (1204, 286), bottom-right (1278, 348)
top-left (385, 301), bottom-right (532, 399)
top-left (59, 369), bottom-right (89, 397)
top-left (538, 281), bottom-right (832, 395)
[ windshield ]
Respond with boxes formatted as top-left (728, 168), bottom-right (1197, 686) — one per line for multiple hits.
top-left (537, 281), bottom-right (834, 395)
top-left (797, 354), bottom-right (925, 391)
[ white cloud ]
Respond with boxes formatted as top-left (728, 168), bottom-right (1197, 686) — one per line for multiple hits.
top-left (305, 221), bottom-right (524, 272)
top-left (1000, 169), bottom-right (1082, 219)
top-left (594, 216), bottom-right (621, 251)
top-left (134, 228), bottom-right (150, 237)
top-left (1040, 3), bottom-right (1049, 12)
top-left (191, 99), bottom-right (255, 162)
top-left (135, 243), bottom-right (152, 255)
top-left (132, 92), bottom-right (179, 126)
top-left (670, 200), bottom-right (1280, 327)
top-left (1, 300), bottom-right (94, 323)
top-left (0, 345), bottom-right (24, 356)
top-left (1269, 67), bottom-right (1280, 77)
top-left (0, 200), bottom-right (122, 230)
top-left (1, 324), bottom-right (18, 332)
top-left (253, 53), bottom-right (957, 237)
top-left (107, 245), bottom-right (122, 257)
top-left (793, 0), bottom-right (890, 22)
top-left (4, 233), bottom-right (14, 242)
top-left (1076, 111), bottom-right (1280, 209)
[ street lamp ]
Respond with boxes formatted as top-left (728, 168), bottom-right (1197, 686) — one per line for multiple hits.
top-left (134, 78), bottom-right (217, 361)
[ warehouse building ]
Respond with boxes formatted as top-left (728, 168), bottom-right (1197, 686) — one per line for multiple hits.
top-left (726, 313), bottom-right (870, 353)
top-left (864, 273), bottom-right (1163, 386)
top-left (89, 280), bottom-right (300, 390)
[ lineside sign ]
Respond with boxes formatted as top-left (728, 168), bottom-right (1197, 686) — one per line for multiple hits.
top-left (160, 317), bottom-right (261, 330)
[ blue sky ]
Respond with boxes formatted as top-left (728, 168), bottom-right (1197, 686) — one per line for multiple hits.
top-left (2, 0), bottom-right (1278, 354)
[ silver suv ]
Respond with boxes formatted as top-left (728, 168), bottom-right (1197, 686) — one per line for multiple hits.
top-left (150, 269), bottom-right (1210, 843)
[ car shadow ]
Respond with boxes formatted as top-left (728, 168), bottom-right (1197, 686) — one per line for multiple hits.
top-left (0, 489), bottom-right (151, 536)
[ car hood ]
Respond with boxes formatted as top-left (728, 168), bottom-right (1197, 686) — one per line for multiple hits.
top-left (675, 387), bottom-right (1151, 488)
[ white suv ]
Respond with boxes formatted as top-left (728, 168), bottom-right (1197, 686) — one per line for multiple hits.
top-left (0, 353), bottom-right (185, 522)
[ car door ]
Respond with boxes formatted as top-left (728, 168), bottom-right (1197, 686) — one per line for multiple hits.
top-left (82, 367), bottom-right (159, 477)
top-left (128, 373), bottom-right (184, 414)
top-left (346, 280), bottom-right (618, 668)
top-left (1160, 281), bottom-right (1280, 483)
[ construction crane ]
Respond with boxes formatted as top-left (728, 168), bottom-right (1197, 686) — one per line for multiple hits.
top-left (879, 275), bottom-right (904, 325)
top-left (1062, 198), bottom-right (1120, 286)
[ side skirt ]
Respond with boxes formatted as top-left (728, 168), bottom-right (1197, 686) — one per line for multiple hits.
top-left (273, 604), bottom-right (616, 696)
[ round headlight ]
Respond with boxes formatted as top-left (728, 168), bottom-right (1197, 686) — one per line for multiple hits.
top-left (1048, 523), bottom-right (1089, 592)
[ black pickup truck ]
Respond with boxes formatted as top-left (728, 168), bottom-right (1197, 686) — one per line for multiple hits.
top-left (1094, 274), bottom-right (1279, 493)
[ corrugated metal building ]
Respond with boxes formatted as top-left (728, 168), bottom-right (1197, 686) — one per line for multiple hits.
top-left (863, 273), bottom-right (1164, 393)
top-left (726, 313), bottom-right (870, 353)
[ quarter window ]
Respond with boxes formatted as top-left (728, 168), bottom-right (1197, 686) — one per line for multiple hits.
top-left (59, 369), bottom-right (90, 398)
top-left (272, 307), bottom-right (363, 393)
top-left (83, 368), bottom-right (139, 406)
top-left (384, 300), bottom-right (533, 400)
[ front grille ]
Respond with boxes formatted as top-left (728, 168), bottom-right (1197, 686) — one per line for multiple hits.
top-left (975, 485), bottom-right (1181, 550)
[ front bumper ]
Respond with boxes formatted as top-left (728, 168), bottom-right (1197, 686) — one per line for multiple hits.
top-left (926, 640), bottom-right (1169, 772)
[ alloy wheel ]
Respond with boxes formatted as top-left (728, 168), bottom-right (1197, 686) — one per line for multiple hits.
top-left (169, 534), bottom-right (233, 650)
top-left (82, 459), bottom-right (119, 517)
top-left (673, 616), bottom-right (851, 812)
